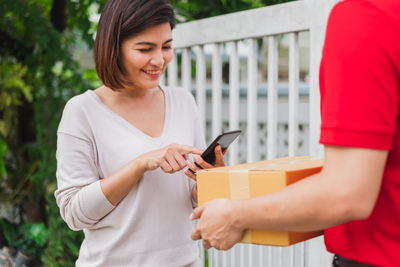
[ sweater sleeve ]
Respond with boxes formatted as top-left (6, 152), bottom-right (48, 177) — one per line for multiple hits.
top-left (55, 132), bottom-right (115, 231)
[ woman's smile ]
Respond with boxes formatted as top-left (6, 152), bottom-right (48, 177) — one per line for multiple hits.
top-left (141, 68), bottom-right (162, 79)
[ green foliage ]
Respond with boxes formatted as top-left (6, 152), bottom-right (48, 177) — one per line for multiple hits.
top-left (0, 0), bottom-right (295, 265)
top-left (0, 218), bottom-right (19, 248)
top-left (0, 219), bottom-right (50, 257)
top-left (1, 0), bottom-right (104, 265)
top-left (0, 62), bottom-right (32, 105)
top-left (0, 61), bottom-right (32, 141)
top-left (0, 139), bottom-right (7, 177)
top-left (15, 222), bottom-right (50, 257)
top-left (0, 60), bottom-right (34, 204)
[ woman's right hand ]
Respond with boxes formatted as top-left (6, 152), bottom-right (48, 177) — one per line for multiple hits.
top-left (136, 143), bottom-right (203, 174)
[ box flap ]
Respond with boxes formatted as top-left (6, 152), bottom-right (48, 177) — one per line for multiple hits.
top-left (198, 156), bottom-right (323, 173)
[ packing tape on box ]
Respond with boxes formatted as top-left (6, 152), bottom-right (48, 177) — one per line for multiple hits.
top-left (197, 156), bottom-right (324, 246)
top-left (228, 170), bottom-right (253, 243)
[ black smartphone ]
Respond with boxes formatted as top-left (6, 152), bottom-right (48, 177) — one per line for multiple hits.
top-left (189, 130), bottom-right (241, 174)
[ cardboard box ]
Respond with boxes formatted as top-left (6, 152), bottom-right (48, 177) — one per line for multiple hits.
top-left (197, 156), bottom-right (324, 246)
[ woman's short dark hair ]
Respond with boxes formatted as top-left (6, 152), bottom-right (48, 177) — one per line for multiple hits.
top-left (94, 0), bottom-right (175, 90)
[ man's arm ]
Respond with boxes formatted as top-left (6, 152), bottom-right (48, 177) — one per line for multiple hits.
top-left (191, 145), bottom-right (388, 250)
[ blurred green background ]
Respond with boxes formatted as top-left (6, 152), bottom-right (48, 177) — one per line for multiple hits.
top-left (0, 0), bottom-right (294, 265)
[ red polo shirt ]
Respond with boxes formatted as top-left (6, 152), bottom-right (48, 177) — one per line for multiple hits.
top-left (319, 0), bottom-right (400, 266)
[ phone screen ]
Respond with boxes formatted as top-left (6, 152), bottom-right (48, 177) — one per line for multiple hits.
top-left (200, 130), bottom-right (241, 165)
top-left (188, 130), bottom-right (241, 174)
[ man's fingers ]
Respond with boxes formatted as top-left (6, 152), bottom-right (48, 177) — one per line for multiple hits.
top-left (191, 228), bottom-right (202, 240)
top-left (190, 206), bottom-right (204, 220)
top-left (203, 239), bottom-right (211, 249)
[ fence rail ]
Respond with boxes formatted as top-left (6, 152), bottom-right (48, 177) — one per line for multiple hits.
top-left (165, 0), bottom-right (339, 266)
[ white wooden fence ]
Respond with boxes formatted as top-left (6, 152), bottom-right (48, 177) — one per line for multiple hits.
top-left (163, 0), bottom-right (339, 266)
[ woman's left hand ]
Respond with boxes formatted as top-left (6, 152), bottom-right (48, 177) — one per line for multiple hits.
top-left (184, 145), bottom-right (225, 181)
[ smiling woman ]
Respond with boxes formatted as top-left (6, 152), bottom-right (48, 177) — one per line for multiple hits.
top-left (94, 0), bottom-right (175, 91)
top-left (120, 23), bottom-right (173, 90)
top-left (54, 0), bottom-right (225, 266)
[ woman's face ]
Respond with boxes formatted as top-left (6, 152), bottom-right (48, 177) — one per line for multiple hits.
top-left (120, 22), bottom-right (173, 90)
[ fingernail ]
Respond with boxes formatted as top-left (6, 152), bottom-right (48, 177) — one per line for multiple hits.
top-left (190, 213), bottom-right (193, 220)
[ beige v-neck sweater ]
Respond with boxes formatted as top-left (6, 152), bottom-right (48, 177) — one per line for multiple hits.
top-left (55, 86), bottom-right (205, 266)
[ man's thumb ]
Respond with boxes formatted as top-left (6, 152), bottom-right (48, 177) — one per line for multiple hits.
top-left (190, 206), bottom-right (204, 220)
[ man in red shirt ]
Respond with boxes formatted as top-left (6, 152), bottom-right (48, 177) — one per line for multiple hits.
top-left (190, 0), bottom-right (400, 265)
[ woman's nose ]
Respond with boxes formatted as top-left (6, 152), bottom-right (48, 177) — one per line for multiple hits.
top-left (150, 50), bottom-right (165, 67)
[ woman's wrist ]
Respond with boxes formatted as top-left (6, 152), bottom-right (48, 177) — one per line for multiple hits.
top-left (131, 157), bottom-right (148, 176)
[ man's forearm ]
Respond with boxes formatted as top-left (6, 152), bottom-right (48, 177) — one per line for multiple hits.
top-left (234, 146), bottom-right (387, 232)
top-left (234, 172), bottom-right (347, 232)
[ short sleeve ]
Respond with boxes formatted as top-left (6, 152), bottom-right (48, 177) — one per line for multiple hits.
top-left (319, 0), bottom-right (400, 150)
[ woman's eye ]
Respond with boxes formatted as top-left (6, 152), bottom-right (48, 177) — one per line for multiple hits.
top-left (162, 46), bottom-right (172, 50)
top-left (138, 48), bottom-right (152, 52)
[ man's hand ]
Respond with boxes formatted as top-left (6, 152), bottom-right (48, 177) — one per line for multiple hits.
top-left (190, 199), bottom-right (245, 250)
